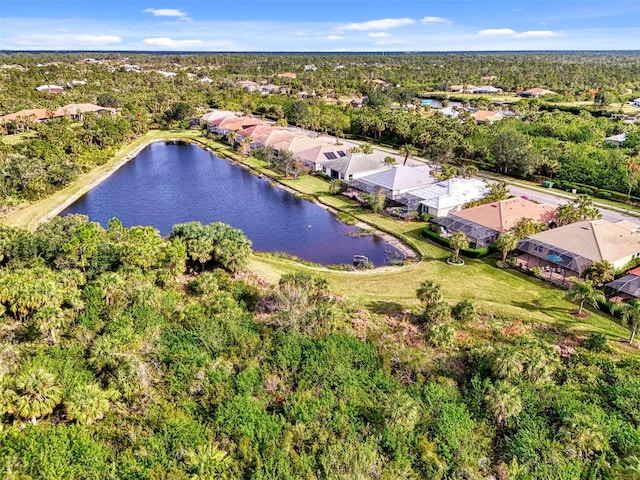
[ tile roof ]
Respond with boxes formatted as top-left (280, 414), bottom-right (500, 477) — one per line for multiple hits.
top-left (452, 197), bottom-right (556, 233)
top-left (524, 219), bottom-right (640, 264)
top-left (323, 152), bottom-right (390, 177)
top-left (358, 165), bottom-right (436, 191)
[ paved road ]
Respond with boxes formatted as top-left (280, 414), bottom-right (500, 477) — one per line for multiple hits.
top-left (496, 181), bottom-right (640, 224)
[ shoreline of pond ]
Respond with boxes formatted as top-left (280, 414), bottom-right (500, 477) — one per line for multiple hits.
top-left (5, 132), bottom-right (420, 267)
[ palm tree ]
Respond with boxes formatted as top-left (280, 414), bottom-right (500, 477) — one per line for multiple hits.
top-left (65, 383), bottom-right (119, 425)
top-left (399, 144), bottom-right (417, 166)
top-left (226, 131), bottom-right (237, 146)
top-left (449, 232), bottom-right (469, 263)
top-left (11, 367), bottom-right (62, 424)
top-left (484, 380), bottom-right (522, 426)
top-left (610, 299), bottom-right (640, 345)
top-left (383, 156), bottom-right (396, 167)
top-left (359, 143), bottom-right (373, 154)
top-left (565, 278), bottom-right (605, 315)
top-left (416, 280), bottom-right (443, 307)
top-left (496, 233), bottom-right (518, 262)
top-left (461, 164), bottom-right (479, 178)
top-left (585, 260), bottom-right (614, 287)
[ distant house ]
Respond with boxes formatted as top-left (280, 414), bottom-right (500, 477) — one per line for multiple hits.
top-left (437, 106), bottom-right (461, 119)
top-left (208, 116), bottom-right (266, 136)
top-left (35, 84), bottom-right (65, 93)
top-left (238, 80), bottom-right (260, 92)
top-left (321, 152), bottom-right (390, 181)
top-left (432, 197), bottom-right (556, 249)
top-left (259, 84), bottom-right (280, 95)
top-left (277, 72), bottom-right (297, 79)
top-left (473, 110), bottom-right (504, 123)
top-left (199, 77), bottom-right (213, 83)
top-left (0, 103), bottom-right (115, 124)
top-left (604, 133), bottom-right (627, 147)
top-left (481, 75), bottom-right (497, 82)
top-left (350, 97), bottom-right (368, 108)
top-left (517, 219), bottom-right (640, 284)
top-left (304, 64), bottom-right (317, 71)
top-left (403, 178), bottom-right (489, 216)
top-left (449, 84), bottom-right (477, 93)
top-left (201, 110), bottom-right (238, 125)
top-left (156, 71), bottom-right (177, 77)
top-left (56, 103), bottom-right (116, 121)
top-left (472, 85), bottom-right (502, 95)
top-left (351, 165), bottom-right (437, 200)
top-left (632, 98), bottom-right (640, 107)
top-left (519, 87), bottom-right (556, 98)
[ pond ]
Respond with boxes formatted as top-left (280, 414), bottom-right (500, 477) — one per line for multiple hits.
top-left (61, 141), bottom-right (406, 266)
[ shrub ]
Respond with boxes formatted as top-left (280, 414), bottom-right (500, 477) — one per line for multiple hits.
top-left (452, 300), bottom-right (476, 323)
top-left (427, 323), bottom-right (456, 347)
top-left (584, 333), bottom-right (609, 352)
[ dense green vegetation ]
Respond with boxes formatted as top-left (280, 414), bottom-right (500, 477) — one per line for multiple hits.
top-left (1, 52), bottom-right (639, 208)
top-left (0, 215), bottom-right (639, 479)
top-left (1, 52), bottom-right (640, 478)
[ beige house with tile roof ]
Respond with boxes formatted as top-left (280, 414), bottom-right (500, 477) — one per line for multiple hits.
top-left (432, 197), bottom-right (556, 248)
top-left (517, 219), bottom-right (640, 283)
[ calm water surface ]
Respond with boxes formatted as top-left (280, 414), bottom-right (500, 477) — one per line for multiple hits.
top-left (61, 142), bottom-right (404, 266)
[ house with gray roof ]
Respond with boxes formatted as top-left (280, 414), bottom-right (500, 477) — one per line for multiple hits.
top-left (350, 165), bottom-right (437, 200)
top-left (517, 219), bottom-right (640, 284)
top-left (604, 133), bottom-right (627, 147)
top-left (402, 178), bottom-right (488, 216)
top-left (321, 153), bottom-right (391, 181)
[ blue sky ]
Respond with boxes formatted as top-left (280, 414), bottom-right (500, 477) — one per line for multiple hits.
top-left (2, 0), bottom-right (640, 51)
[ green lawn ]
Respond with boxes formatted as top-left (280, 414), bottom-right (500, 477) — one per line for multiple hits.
top-left (1, 131), bottom-right (38, 145)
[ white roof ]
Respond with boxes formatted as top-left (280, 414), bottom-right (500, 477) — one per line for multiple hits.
top-left (408, 178), bottom-right (488, 210)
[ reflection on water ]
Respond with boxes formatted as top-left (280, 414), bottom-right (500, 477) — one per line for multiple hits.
top-left (61, 141), bottom-right (404, 266)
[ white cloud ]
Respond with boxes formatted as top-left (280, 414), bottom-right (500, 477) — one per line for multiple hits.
top-left (420, 16), bottom-right (452, 24)
top-left (326, 35), bottom-right (343, 40)
top-left (477, 28), bottom-right (518, 36)
top-left (340, 18), bottom-right (415, 31)
top-left (368, 32), bottom-right (389, 38)
top-left (477, 28), bottom-right (560, 38)
top-left (143, 8), bottom-right (188, 18)
top-left (515, 30), bottom-right (560, 38)
top-left (142, 37), bottom-right (202, 47)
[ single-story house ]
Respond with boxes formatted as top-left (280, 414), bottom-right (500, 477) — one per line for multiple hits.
top-left (351, 164), bottom-right (437, 201)
top-left (519, 87), bottom-right (556, 98)
top-left (1, 103), bottom-right (115, 124)
top-left (271, 136), bottom-right (328, 156)
top-left (438, 106), bottom-right (460, 119)
top-left (473, 110), bottom-right (504, 123)
top-left (321, 153), bottom-right (391, 181)
top-left (402, 178), bottom-right (489, 216)
top-left (517, 219), bottom-right (640, 284)
top-left (432, 197), bottom-right (556, 248)
top-left (472, 85), bottom-right (502, 94)
top-left (201, 110), bottom-right (238, 125)
top-left (604, 133), bottom-right (627, 147)
top-left (208, 116), bottom-right (265, 136)
top-left (449, 84), bottom-right (477, 93)
top-left (296, 143), bottom-right (352, 170)
top-left (632, 98), bottom-right (640, 107)
top-left (36, 84), bottom-right (65, 93)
